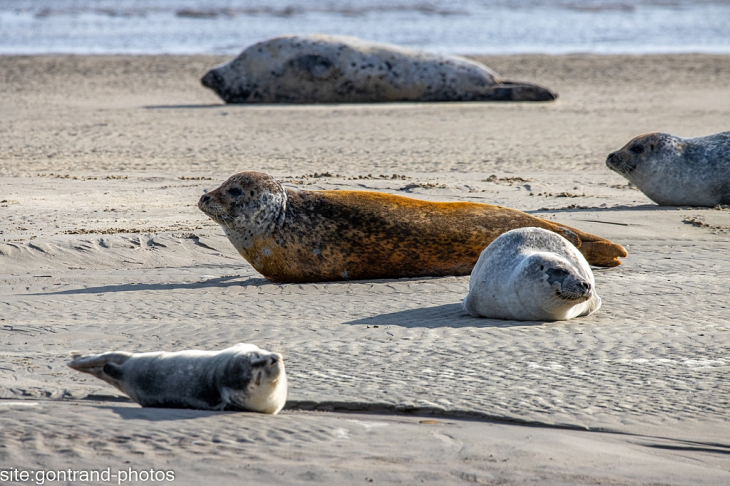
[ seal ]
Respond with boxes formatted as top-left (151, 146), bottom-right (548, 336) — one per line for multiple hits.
top-left (201, 34), bottom-right (556, 103)
top-left (606, 131), bottom-right (730, 207)
top-left (197, 171), bottom-right (627, 283)
top-left (68, 343), bottom-right (287, 414)
top-left (463, 227), bottom-right (601, 321)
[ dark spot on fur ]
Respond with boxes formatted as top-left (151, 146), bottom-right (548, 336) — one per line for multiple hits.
top-left (546, 268), bottom-right (570, 286)
top-left (629, 144), bottom-right (644, 154)
top-left (292, 54), bottom-right (335, 78)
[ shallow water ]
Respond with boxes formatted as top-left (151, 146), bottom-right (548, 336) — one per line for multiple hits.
top-left (1, 0), bottom-right (730, 55)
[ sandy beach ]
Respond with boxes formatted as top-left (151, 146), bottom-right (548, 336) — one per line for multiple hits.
top-left (1, 54), bottom-right (730, 484)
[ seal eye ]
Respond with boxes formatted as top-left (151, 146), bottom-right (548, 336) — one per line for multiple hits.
top-left (227, 187), bottom-right (243, 198)
top-left (629, 145), bottom-right (644, 155)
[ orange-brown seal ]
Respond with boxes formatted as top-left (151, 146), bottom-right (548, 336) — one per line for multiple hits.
top-left (198, 172), bottom-right (627, 283)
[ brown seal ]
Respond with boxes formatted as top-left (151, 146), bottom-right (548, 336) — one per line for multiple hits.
top-left (198, 172), bottom-right (627, 283)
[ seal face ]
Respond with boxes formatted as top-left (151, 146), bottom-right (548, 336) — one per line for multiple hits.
top-left (198, 171), bottom-right (627, 283)
top-left (606, 131), bottom-right (730, 207)
top-left (463, 227), bottom-right (601, 321)
top-left (201, 34), bottom-right (556, 103)
top-left (68, 343), bottom-right (287, 414)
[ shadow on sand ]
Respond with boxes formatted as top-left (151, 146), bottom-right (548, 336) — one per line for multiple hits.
top-left (344, 303), bottom-right (546, 329)
top-left (32, 276), bottom-right (271, 296)
top-left (106, 405), bottom-right (220, 422)
top-left (143, 104), bottom-right (225, 109)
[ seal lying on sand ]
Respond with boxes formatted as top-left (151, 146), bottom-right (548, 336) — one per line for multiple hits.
top-left (197, 172), bottom-right (627, 283)
top-left (201, 34), bottom-right (557, 103)
top-left (606, 131), bottom-right (730, 207)
top-left (68, 343), bottom-right (287, 414)
top-left (463, 227), bottom-right (601, 321)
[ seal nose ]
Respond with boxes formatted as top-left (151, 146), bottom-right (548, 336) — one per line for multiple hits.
top-left (200, 194), bottom-right (211, 204)
top-left (606, 152), bottom-right (618, 167)
top-left (268, 355), bottom-right (280, 366)
top-left (578, 281), bottom-right (592, 296)
top-left (201, 70), bottom-right (224, 90)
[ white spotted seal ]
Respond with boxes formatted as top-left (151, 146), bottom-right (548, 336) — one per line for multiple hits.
top-left (197, 171), bottom-right (627, 283)
top-left (606, 131), bottom-right (730, 207)
top-left (201, 34), bottom-right (556, 103)
top-left (68, 343), bottom-right (287, 414)
top-left (463, 227), bottom-right (601, 321)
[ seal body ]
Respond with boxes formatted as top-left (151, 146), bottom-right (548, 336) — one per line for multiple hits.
top-left (68, 343), bottom-right (287, 414)
top-left (201, 34), bottom-right (556, 103)
top-left (198, 172), bottom-right (627, 283)
top-left (463, 227), bottom-right (601, 321)
top-left (606, 131), bottom-right (730, 207)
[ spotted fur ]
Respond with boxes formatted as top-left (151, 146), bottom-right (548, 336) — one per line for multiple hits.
top-left (606, 131), bottom-right (730, 207)
top-left (201, 34), bottom-right (556, 104)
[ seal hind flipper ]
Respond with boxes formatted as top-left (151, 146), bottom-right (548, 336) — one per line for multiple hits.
top-left (553, 222), bottom-right (628, 267)
top-left (67, 352), bottom-right (132, 380)
top-left (485, 81), bottom-right (557, 102)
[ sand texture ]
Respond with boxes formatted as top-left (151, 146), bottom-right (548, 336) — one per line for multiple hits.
top-left (1, 54), bottom-right (730, 485)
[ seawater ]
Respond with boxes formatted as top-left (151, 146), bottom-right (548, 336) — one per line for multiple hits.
top-left (1, 0), bottom-right (729, 55)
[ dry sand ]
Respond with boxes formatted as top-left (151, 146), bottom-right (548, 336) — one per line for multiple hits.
top-left (1, 54), bottom-right (730, 485)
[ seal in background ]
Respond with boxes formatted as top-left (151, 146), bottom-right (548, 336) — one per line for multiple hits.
top-left (201, 34), bottom-right (557, 103)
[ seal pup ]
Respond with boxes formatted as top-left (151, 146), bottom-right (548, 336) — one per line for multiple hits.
top-left (606, 131), bottom-right (730, 207)
top-left (201, 34), bottom-right (556, 103)
top-left (197, 171), bottom-right (627, 283)
top-left (68, 343), bottom-right (287, 414)
top-left (463, 227), bottom-right (601, 321)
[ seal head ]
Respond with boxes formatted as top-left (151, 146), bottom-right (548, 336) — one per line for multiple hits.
top-left (606, 131), bottom-right (730, 206)
top-left (463, 227), bottom-right (601, 321)
top-left (198, 172), bottom-right (287, 253)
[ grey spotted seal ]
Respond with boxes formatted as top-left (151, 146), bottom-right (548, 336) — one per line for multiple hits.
top-left (201, 34), bottom-right (557, 103)
top-left (68, 343), bottom-right (287, 414)
top-left (606, 131), bottom-right (730, 207)
top-left (197, 171), bottom-right (627, 283)
top-left (463, 227), bottom-right (601, 321)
